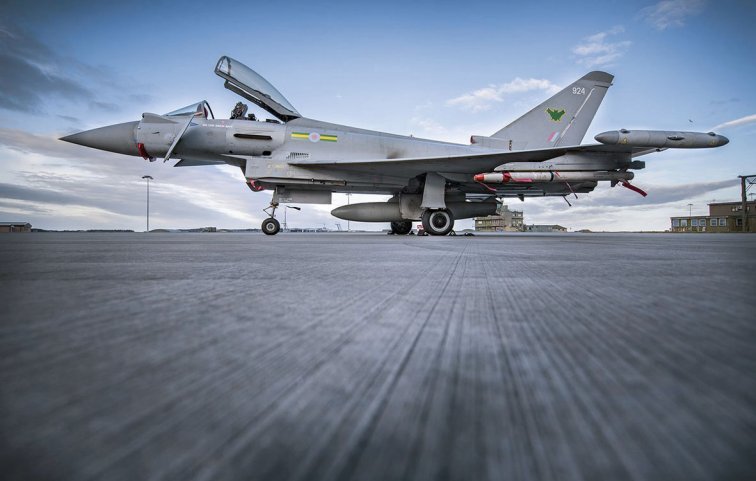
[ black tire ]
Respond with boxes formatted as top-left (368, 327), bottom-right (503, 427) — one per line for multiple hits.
top-left (421, 209), bottom-right (454, 236)
top-left (390, 220), bottom-right (413, 235)
top-left (262, 218), bottom-right (280, 235)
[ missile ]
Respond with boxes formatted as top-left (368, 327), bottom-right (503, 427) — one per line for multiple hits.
top-left (594, 129), bottom-right (729, 148)
top-left (473, 171), bottom-right (633, 184)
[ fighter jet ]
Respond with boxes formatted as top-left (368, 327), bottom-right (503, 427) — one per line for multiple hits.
top-left (61, 56), bottom-right (729, 235)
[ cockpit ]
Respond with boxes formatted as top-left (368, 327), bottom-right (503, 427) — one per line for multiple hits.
top-left (164, 100), bottom-right (264, 123)
top-left (163, 58), bottom-right (300, 124)
top-left (214, 56), bottom-right (300, 123)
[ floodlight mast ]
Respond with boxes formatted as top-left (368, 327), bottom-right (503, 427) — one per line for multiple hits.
top-left (739, 175), bottom-right (756, 232)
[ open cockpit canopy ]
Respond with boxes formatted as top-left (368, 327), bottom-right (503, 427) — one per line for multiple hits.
top-left (214, 56), bottom-right (300, 122)
top-left (165, 100), bottom-right (214, 119)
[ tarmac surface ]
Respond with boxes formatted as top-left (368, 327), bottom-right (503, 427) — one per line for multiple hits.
top-left (1, 232), bottom-right (755, 481)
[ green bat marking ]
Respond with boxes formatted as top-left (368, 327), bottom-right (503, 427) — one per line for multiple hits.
top-left (546, 108), bottom-right (566, 122)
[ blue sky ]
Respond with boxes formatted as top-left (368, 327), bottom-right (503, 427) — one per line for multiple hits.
top-left (1, 0), bottom-right (754, 231)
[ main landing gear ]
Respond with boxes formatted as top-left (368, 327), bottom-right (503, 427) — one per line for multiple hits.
top-left (389, 210), bottom-right (454, 236)
top-left (262, 202), bottom-right (280, 235)
top-left (390, 220), bottom-right (413, 235)
top-left (421, 209), bottom-right (455, 236)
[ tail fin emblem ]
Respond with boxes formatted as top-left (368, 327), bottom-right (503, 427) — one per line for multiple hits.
top-left (546, 108), bottom-right (566, 122)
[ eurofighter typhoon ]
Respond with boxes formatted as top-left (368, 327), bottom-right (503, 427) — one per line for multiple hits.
top-left (61, 56), bottom-right (729, 235)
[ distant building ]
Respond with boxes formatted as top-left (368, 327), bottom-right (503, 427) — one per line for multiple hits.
top-left (525, 224), bottom-right (567, 233)
top-left (474, 204), bottom-right (524, 232)
top-left (670, 201), bottom-right (756, 233)
top-left (0, 222), bottom-right (31, 233)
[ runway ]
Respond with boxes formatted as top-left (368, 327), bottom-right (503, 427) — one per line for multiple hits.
top-left (1, 232), bottom-right (754, 481)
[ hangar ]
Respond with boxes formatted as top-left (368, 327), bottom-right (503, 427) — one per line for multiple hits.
top-left (0, 222), bottom-right (31, 233)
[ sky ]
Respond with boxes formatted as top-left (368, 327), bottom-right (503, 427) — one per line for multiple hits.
top-left (1, 0), bottom-right (754, 232)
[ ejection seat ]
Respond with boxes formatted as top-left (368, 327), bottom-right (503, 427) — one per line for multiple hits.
top-left (230, 102), bottom-right (248, 119)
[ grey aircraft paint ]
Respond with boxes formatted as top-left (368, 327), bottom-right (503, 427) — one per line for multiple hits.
top-left (60, 56), bottom-right (730, 235)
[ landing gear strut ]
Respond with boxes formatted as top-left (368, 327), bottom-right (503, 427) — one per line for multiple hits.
top-left (421, 209), bottom-right (454, 236)
top-left (390, 220), bottom-right (413, 235)
top-left (262, 202), bottom-right (280, 235)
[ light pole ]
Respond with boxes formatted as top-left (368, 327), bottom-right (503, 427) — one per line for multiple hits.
top-left (142, 175), bottom-right (153, 232)
top-left (739, 175), bottom-right (756, 232)
top-left (283, 205), bottom-right (300, 231)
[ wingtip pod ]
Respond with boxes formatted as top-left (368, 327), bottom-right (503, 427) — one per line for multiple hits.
top-left (594, 130), bottom-right (729, 148)
top-left (594, 130), bottom-right (619, 145)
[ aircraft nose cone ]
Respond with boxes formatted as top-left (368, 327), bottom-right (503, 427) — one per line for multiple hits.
top-left (60, 121), bottom-right (139, 156)
top-left (718, 134), bottom-right (729, 146)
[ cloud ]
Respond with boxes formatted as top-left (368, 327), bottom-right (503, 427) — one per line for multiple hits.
top-left (0, 23), bottom-right (152, 115)
top-left (410, 116), bottom-right (447, 135)
top-left (525, 179), bottom-right (738, 216)
top-left (0, 25), bottom-right (94, 113)
top-left (447, 78), bottom-right (560, 112)
top-left (0, 128), bottom-right (127, 171)
top-left (586, 178), bottom-right (738, 207)
top-left (548, 179), bottom-right (740, 210)
top-left (0, 166), bottom-right (265, 231)
top-left (710, 114), bottom-right (756, 131)
top-left (57, 115), bottom-right (82, 125)
top-left (572, 26), bottom-right (632, 68)
top-left (640, 0), bottom-right (706, 30)
top-left (0, 182), bottom-right (85, 206)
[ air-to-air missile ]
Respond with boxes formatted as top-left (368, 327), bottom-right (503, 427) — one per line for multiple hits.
top-left (473, 171), bottom-right (634, 184)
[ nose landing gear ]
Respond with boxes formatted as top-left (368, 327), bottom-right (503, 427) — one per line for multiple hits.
top-left (262, 201), bottom-right (280, 235)
top-left (262, 218), bottom-right (280, 235)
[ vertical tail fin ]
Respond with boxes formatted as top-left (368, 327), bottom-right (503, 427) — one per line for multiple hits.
top-left (490, 71), bottom-right (614, 150)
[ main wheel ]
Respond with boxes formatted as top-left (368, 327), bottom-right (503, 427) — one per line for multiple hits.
top-left (390, 220), bottom-right (413, 235)
top-left (262, 218), bottom-right (280, 235)
top-left (421, 209), bottom-right (454, 236)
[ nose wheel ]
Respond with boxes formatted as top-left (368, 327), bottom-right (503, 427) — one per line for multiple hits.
top-left (262, 218), bottom-right (280, 235)
top-left (262, 201), bottom-right (281, 235)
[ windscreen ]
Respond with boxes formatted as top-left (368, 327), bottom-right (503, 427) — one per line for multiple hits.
top-left (165, 101), bottom-right (214, 119)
